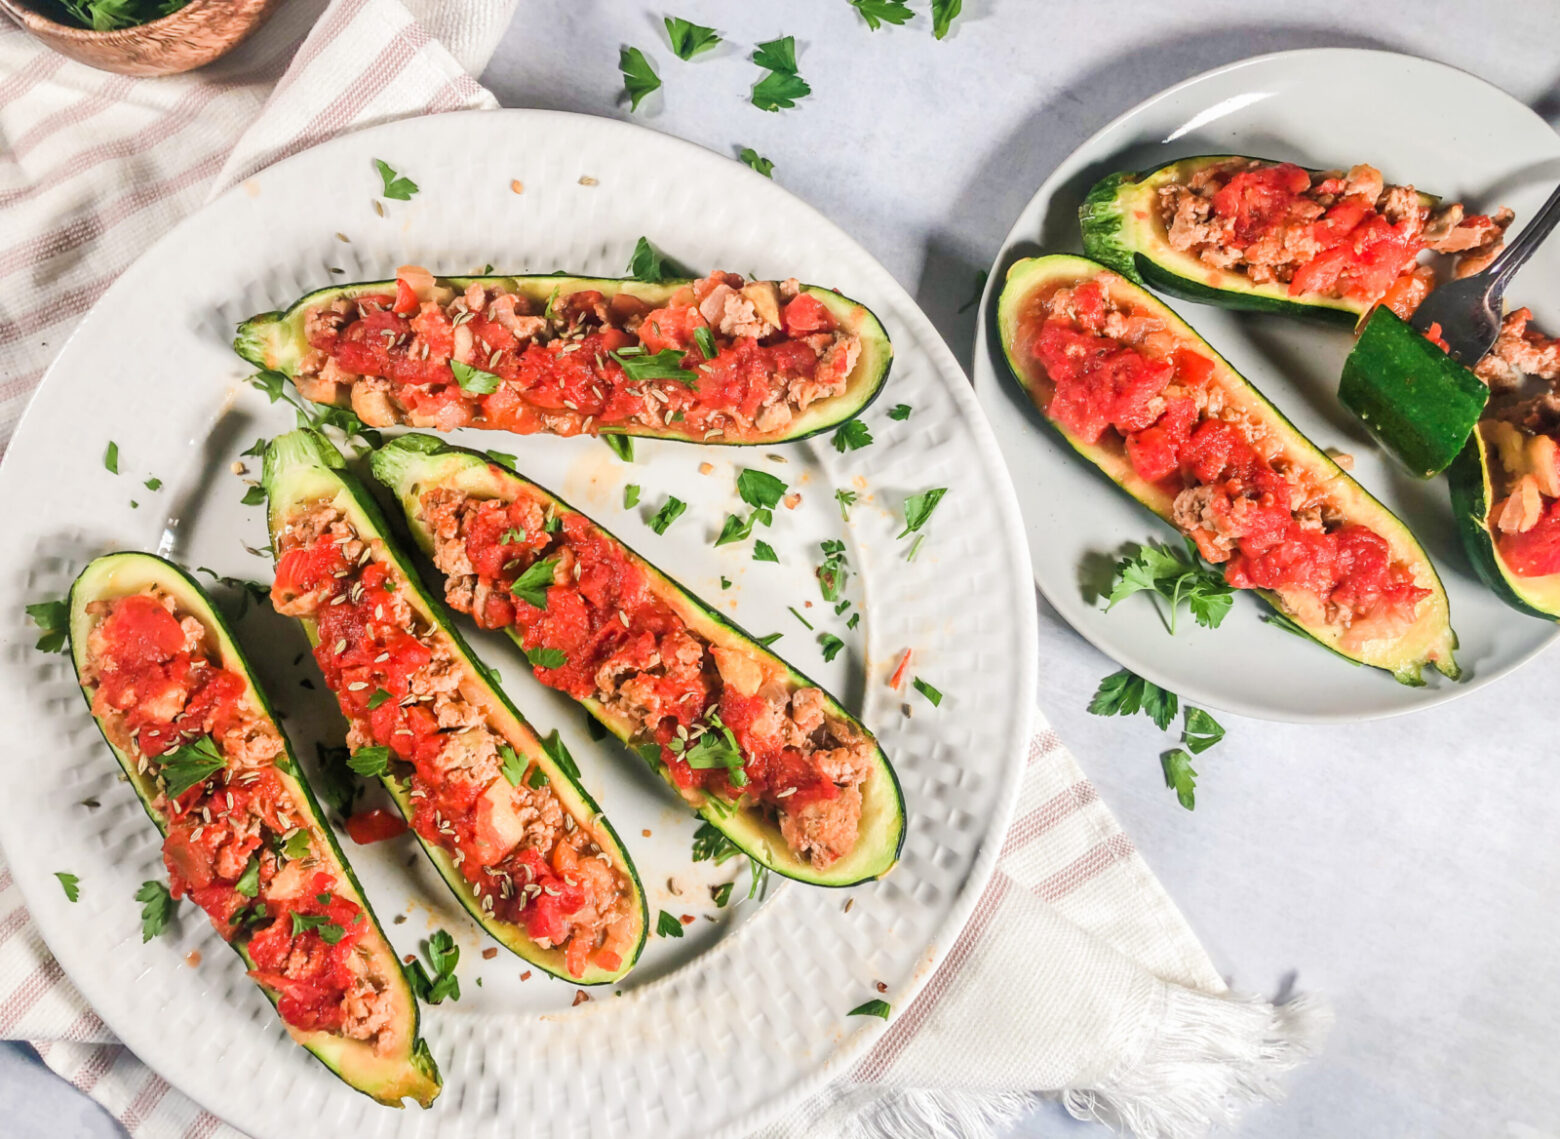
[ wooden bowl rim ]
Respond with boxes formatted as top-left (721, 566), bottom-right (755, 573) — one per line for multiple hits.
top-left (0, 0), bottom-right (251, 42)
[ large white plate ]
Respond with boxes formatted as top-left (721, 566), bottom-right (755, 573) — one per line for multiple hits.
top-left (972, 48), bottom-right (1560, 723)
top-left (0, 111), bottom-right (1036, 1138)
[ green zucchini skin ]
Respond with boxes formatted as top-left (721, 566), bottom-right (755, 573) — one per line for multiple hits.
top-left (368, 433), bottom-right (906, 888)
top-left (234, 273), bottom-right (893, 446)
top-left (67, 552), bottom-right (440, 1108)
top-left (997, 253), bottom-right (1460, 686)
top-left (1338, 307), bottom-right (1488, 478)
top-left (261, 430), bottom-right (648, 983)
top-left (1446, 429), bottom-right (1560, 620)
top-left (1079, 156), bottom-right (1436, 325)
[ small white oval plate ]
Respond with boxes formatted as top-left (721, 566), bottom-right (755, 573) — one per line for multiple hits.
top-left (972, 48), bottom-right (1560, 723)
top-left (0, 111), bottom-right (1036, 1138)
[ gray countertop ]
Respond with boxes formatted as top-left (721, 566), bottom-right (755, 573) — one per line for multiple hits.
top-left (11, 2), bottom-right (1560, 1135)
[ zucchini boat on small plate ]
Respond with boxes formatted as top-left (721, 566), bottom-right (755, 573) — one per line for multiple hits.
top-left (997, 253), bottom-right (1460, 685)
top-left (368, 434), bottom-right (906, 887)
top-left (68, 552), bottom-right (440, 1107)
top-left (262, 430), bottom-right (647, 983)
top-left (235, 267), bottom-right (892, 446)
top-left (1080, 154), bottom-right (1507, 323)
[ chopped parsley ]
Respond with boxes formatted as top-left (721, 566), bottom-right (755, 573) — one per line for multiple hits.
top-left (848, 998), bottom-right (892, 1020)
top-left (817, 539), bottom-right (849, 602)
top-left (499, 744), bottom-right (526, 787)
top-left (54, 872), bottom-right (80, 902)
top-left (752, 540), bottom-right (778, 563)
top-left (932, 0), bottom-right (963, 39)
top-left (1106, 539), bottom-right (1233, 634)
top-left (715, 512), bottom-right (757, 546)
top-left (526, 646), bottom-right (567, 670)
top-left (818, 633), bottom-right (845, 662)
top-left (527, 766), bottom-right (550, 790)
top-left (711, 881), bottom-right (734, 907)
top-left (834, 488), bottom-right (857, 521)
top-left (788, 606), bottom-right (814, 630)
top-left (144, 476), bottom-right (162, 491)
top-left (756, 632), bottom-right (782, 647)
top-left (627, 235), bottom-right (666, 282)
top-left (160, 736), bottom-right (225, 797)
top-left (832, 419), bottom-right (873, 452)
top-left (694, 325), bottom-right (717, 358)
top-left (623, 483), bottom-right (641, 508)
top-left (1180, 707), bottom-right (1225, 755)
top-left (373, 158), bottom-right (418, 200)
top-left (912, 677), bottom-right (942, 707)
top-left (887, 404), bottom-right (912, 421)
top-left (291, 912), bottom-right (346, 944)
top-left (488, 450), bottom-right (518, 470)
top-left (737, 467), bottom-right (787, 510)
top-left (450, 360), bottom-right (502, 395)
top-left (649, 496), bottom-right (687, 534)
top-left (241, 436), bottom-right (269, 458)
top-left (135, 880), bottom-right (175, 942)
top-left (899, 488), bottom-right (947, 537)
top-left (499, 527), bottom-right (527, 545)
top-left (234, 857), bottom-right (260, 899)
top-left (847, 612), bottom-right (860, 630)
top-left (1088, 668), bottom-right (1178, 730)
top-left (683, 714), bottom-right (746, 786)
top-left (539, 730), bottom-right (581, 780)
top-left (348, 746), bottom-right (391, 777)
top-left (103, 441), bottom-right (118, 473)
top-left (612, 347), bottom-right (696, 384)
top-left (282, 829), bottom-right (312, 862)
top-left (738, 147), bottom-right (774, 178)
top-left (602, 433), bottom-right (634, 462)
top-left (720, 576), bottom-right (732, 589)
top-left (692, 821), bottom-right (741, 864)
top-left (664, 15), bottom-right (720, 60)
top-left (366, 688), bottom-right (392, 711)
top-left (241, 484), bottom-right (266, 506)
top-left (619, 47), bottom-right (661, 112)
top-left (752, 34), bottom-right (799, 73)
top-left (26, 599), bottom-right (68, 654)
top-left (751, 36), bottom-right (810, 111)
top-left (406, 929), bottom-right (461, 1003)
top-left (1162, 749), bottom-right (1197, 810)
top-left (850, 0), bottom-right (914, 29)
top-left (656, 909), bottom-right (686, 938)
top-left (511, 556), bottom-right (559, 609)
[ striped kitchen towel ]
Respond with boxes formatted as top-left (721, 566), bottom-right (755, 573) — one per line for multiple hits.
top-left (0, 3), bottom-right (1324, 1136)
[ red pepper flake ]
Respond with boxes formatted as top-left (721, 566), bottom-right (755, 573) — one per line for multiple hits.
top-left (482, 947), bottom-right (498, 960)
top-left (680, 914), bottom-right (694, 925)
top-left (573, 990), bottom-right (591, 1006)
top-left (403, 954), bottom-right (416, 965)
top-left (888, 649), bottom-right (913, 690)
top-left (875, 981), bottom-right (888, 993)
top-left (642, 828), bottom-right (652, 838)
top-left (520, 970), bottom-right (532, 981)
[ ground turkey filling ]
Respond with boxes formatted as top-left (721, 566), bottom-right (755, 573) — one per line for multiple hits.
top-left (270, 504), bottom-right (636, 980)
top-left (1471, 310), bottom-right (1560, 577)
top-left (415, 486), bottom-right (876, 870)
top-left (296, 267), bottom-right (863, 443)
top-left (1157, 160), bottom-right (1510, 314)
top-left (1023, 276), bottom-right (1431, 645)
top-left (80, 590), bottom-right (398, 1049)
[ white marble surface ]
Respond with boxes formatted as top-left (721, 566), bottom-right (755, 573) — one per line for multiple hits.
top-left (11, 2), bottom-right (1560, 1135)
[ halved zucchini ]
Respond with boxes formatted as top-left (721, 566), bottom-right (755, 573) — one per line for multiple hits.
top-left (997, 253), bottom-right (1460, 685)
top-left (1447, 422), bottom-right (1560, 619)
top-left (1080, 155), bottom-right (1436, 324)
top-left (369, 433), bottom-right (906, 887)
top-left (68, 552), bottom-right (440, 1108)
top-left (261, 429), bottom-right (647, 983)
top-left (1338, 306), bottom-right (1489, 477)
top-left (234, 273), bottom-right (892, 446)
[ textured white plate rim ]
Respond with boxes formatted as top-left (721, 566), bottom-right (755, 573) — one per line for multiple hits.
top-left (970, 47), bottom-right (1560, 725)
top-left (0, 108), bottom-right (1038, 1138)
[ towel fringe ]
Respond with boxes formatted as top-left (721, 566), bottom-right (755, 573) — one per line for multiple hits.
top-left (1061, 991), bottom-right (1332, 1138)
top-left (833, 1087), bottom-right (1039, 1139)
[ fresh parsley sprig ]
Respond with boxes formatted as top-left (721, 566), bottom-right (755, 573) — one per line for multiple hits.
top-left (1106, 539), bottom-right (1234, 635)
top-left (26, 599), bottom-right (68, 654)
top-left (406, 929), bottom-right (461, 1004)
top-left (751, 36), bottom-right (811, 112)
top-left (619, 47), bottom-right (662, 112)
top-left (136, 880), bottom-right (176, 942)
top-left (160, 736), bottom-right (225, 797)
top-left (1088, 669), bottom-right (1226, 810)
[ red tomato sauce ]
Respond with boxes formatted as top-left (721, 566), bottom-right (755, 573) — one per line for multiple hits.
top-left (1026, 279), bottom-right (1429, 627)
top-left (85, 594), bottom-right (366, 1035)
top-left (1498, 497), bottom-right (1560, 576)
top-left (272, 527), bottom-right (629, 978)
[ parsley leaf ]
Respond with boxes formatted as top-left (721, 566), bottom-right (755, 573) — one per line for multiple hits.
top-left (241, 484), bottom-right (266, 506)
top-left (488, 450), bottom-right (518, 470)
top-left (26, 599), bottom-right (69, 654)
top-left (1161, 749), bottom-right (1197, 810)
top-left (135, 880), bottom-right (175, 942)
top-left (716, 513), bottom-right (757, 547)
top-left (818, 633), bottom-right (845, 662)
top-left (623, 484), bottom-right (641, 508)
top-left (619, 47), bottom-right (662, 112)
top-left (348, 746), bottom-right (391, 777)
top-left (817, 539), bottom-right (849, 601)
top-left (1180, 707), bottom-right (1225, 755)
top-left (144, 476), bottom-right (162, 491)
top-left (241, 436), bottom-right (269, 458)
top-left (711, 881), bottom-right (734, 907)
top-left (290, 911), bottom-right (346, 944)
top-left (602, 433), bottom-right (635, 462)
top-left (692, 821), bottom-right (741, 864)
top-left (539, 730), bottom-right (581, 781)
top-left (55, 872), bottom-right (80, 902)
top-left (753, 540), bottom-right (778, 563)
top-left (899, 488), bottom-right (947, 537)
top-left (739, 147), bottom-right (774, 178)
top-left (694, 325), bottom-right (717, 358)
top-left (756, 632), bottom-right (782, 647)
top-left (103, 441), bottom-right (119, 473)
top-left (1106, 539), bottom-right (1234, 635)
top-left (832, 419), bottom-right (873, 452)
top-left (627, 235), bottom-right (665, 282)
top-left (526, 646), bottom-right (567, 670)
top-left (788, 606), bottom-right (814, 630)
top-left (649, 497), bottom-right (687, 535)
top-left (366, 688), bottom-right (391, 711)
top-left (887, 404), bottom-right (912, 421)
top-left (656, 909), bottom-right (686, 938)
top-left (406, 929), bottom-right (461, 1003)
top-left (912, 677), bottom-right (942, 706)
top-left (160, 736), bottom-right (225, 797)
top-left (499, 744), bottom-right (526, 787)
top-left (282, 829), bottom-right (312, 862)
top-left (1088, 669), bottom-right (1179, 732)
top-left (848, 999), bottom-right (892, 1019)
top-left (752, 36), bottom-right (798, 73)
top-left (450, 360), bottom-right (502, 395)
top-left (511, 556), bottom-right (559, 609)
top-left (664, 15), bottom-right (720, 60)
top-left (931, 0), bottom-right (963, 39)
top-left (752, 70), bottom-right (811, 112)
top-left (851, 0), bottom-right (914, 29)
top-left (683, 715), bottom-right (747, 786)
top-left (834, 488), bottom-right (857, 521)
top-left (612, 347), bottom-right (697, 384)
top-left (737, 468), bottom-right (788, 511)
top-left (373, 158), bottom-right (418, 201)
top-left (234, 857), bottom-right (260, 899)
top-left (527, 766), bottom-right (550, 789)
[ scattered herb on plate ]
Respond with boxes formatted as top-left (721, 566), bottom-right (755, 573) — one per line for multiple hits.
top-left (818, 633), bottom-right (845, 662)
top-left (817, 539), bottom-right (849, 601)
top-left (54, 872), bottom-right (80, 902)
top-left (627, 235), bottom-right (665, 282)
top-left (899, 487), bottom-right (947, 538)
top-left (624, 483), bottom-right (641, 508)
top-left (664, 15), bottom-right (720, 59)
top-left (656, 909), bottom-right (686, 938)
top-left (888, 404), bottom-right (912, 421)
top-left (103, 441), bottom-right (118, 474)
top-left (26, 599), bottom-right (68, 654)
top-left (1087, 668), bottom-right (1178, 731)
top-left (602, 434), bottom-right (634, 462)
top-left (136, 880), bottom-right (176, 941)
top-left (848, 998), bottom-right (891, 1019)
top-left (912, 677), bottom-right (942, 707)
top-left (850, 0), bottom-right (914, 29)
top-left (620, 47), bottom-right (662, 112)
top-left (832, 419), bottom-right (873, 452)
top-left (406, 929), bottom-right (461, 1003)
top-left (753, 540), bottom-right (778, 563)
top-left (650, 496), bottom-right (688, 534)
top-left (373, 158), bottom-right (418, 201)
top-left (739, 147), bottom-right (774, 177)
top-left (1161, 749), bottom-right (1198, 810)
top-left (931, 0), bottom-right (963, 39)
top-left (835, 488), bottom-right (857, 521)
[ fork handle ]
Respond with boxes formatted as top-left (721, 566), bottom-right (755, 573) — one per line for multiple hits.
top-left (1488, 180), bottom-right (1560, 294)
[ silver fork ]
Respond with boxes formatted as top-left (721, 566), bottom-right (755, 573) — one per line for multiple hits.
top-left (1409, 179), bottom-right (1560, 366)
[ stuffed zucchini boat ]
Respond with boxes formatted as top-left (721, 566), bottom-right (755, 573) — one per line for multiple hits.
top-left (262, 430), bottom-right (647, 983)
top-left (369, 434), bottom-right (905, 887)
top-left (1080, 155), bottom-right (1509, 323)
top-left (67, 552), bottom-right (440, 1107)
top-left (1445, 308), bottom-right (1560, 619)
top-left (235, 267), bottom-right (892, 446)
top-left (997, 254), bottom-right (1460, 684)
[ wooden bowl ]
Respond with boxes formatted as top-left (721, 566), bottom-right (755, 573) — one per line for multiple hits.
top-left (0, 0), bottom-right (280, 77)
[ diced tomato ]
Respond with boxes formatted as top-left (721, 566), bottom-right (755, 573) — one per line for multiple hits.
top-left (345, 808), bottom-right (409, 844)
top-left (1498, 499), bottom-right (1560, 577)
top-left (1036, 322), bottom-right (1174, 444)
top-left (781, 293), bottom-right (835, 337)
top-left (392, 277), bottom-right (419, 315)
top-left (637, 305), bottom-right (706, 354)
top-left (1210, 162), bottom-right (1312, 244)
